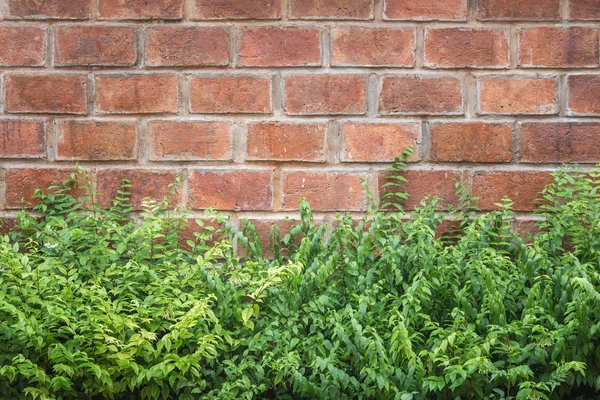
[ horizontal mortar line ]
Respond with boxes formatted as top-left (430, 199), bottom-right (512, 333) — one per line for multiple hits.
top-left (1, 66), bottom-right (600, 74)
top-left (0, 160), bottom-right (595, 172)
top-left (2, 18), bottom-right (600, 26)
top-left (4, 115), bottom-right (600, 123)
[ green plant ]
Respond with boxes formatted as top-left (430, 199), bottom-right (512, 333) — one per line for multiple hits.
top-left (1, 162), bottom-right (600, 399)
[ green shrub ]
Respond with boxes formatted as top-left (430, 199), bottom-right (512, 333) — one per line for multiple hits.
top-left (1, 158), bottom-right (600, 399)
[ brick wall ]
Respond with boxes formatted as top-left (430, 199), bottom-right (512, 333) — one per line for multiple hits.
top-left (1, 0), bottom-right (599, 238)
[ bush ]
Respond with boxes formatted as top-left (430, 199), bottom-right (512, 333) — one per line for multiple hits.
top-left (1, 157), bottom-right (600, 400)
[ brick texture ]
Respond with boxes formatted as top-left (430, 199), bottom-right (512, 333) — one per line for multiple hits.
top-left (247, 122), bottom-right (326, 162)
top-left (521, 122), bottom-right (600, 163)
top-left (384, 0), bottom-right (467, 20)
top-left (380, 76), bottom-right (463, 115)
top-left (56, 120), bottom-right (137, 160)
top-left (332, 27), bottom-right (414, 67)
top-left (54, 26), bottom-right (136, 66)
top-left (148, 121), bottom-right (232, 161)
top-left (476, 0), bottom-right (560, 21)
top-left (0, 27), bottom-right (46, 66)
top-left (518, 27), bottom-right (599, 68)
top-left (478, 76), bottom-right (558, 115)
top-left (0, 120), bottom-right (45, 158)
top-left (193, 0), bottom-right (281, 19)
top-left (290, 0), bottom-right (373, 19)
top-left (430, 122), bottom-right (512, 162)
top-left (0, 1), bottom-right (598, 239)
top-left (238, 27), bottom-right (321, 67)
top-left (6, 0), bottom-right (91, 19)
top-left (145, 27), bottom-right (229, 67)
top-left (425, 28), bottom-right (509, 68)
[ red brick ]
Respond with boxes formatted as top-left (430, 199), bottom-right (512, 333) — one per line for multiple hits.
top-left (478, 76), bottom-right (558, 115)
top-left (148, 121), bottom-right (232, 161)
top-left (98, 0), bottom-right (183, 19)
top-left (284, 75), bottom-right (366, 115)
top-left (516, 219), bottom-right (542, 238)
top-left (247, 122), bottom-right (326, 162)
top-left (472, 171), bottom-right (553, 211)
top-left (95, 75), bottom-right (178, 114)
top-left (379, 170), bottom-right (463, 210)
top-left (341, 122), bottom-right (421, 162)
top-left (380, 75), bottom-right (463, 115)
top-left (332, 27), bottom-right (414, 67)
top-left (238, 27), bottom-right (321, 67)
top-left (96, 169), bottom-right (179, 209)
top-left (193, 0), bottom-right (281, 19)
top-left (476, 0), bottom-right (560, 20)
top-left (283, 171), bottom-right (366, 211)
top-left (0, 27), bottom-right (46, 66)
top-left (384, 0), bottom-right (467, 20)
top-left (189, 76), bottom-right (271, 114)
top-left (145, 27), bottom-right (229, 67)
top-left (188, 170), bottom-right (273, 210)
top-left (430, 122), bottom-right (513, 163)
top-left (521, 122), bottom-right (600, 163)
top-left (4, 74), bottom-right (87, 114)
top-left (568, 75), bottom-right (600, 115)
top-left (6, 0), bottom-right (90, 19)
top-left (290, 0), bottom-right (373, 19)
top-left (5, 168), bottom-right (79, 208)
top-left (569, 0), bottom-right (600, 20)
top-left (0, 119), bottom-right (45, 158)
top-left (54, 26), bottom-right (136, 66)
top-left (425, 28), bottom-right (509, 68)
top-left (519, 27), bottom-right (599, 68)
top-left (57, 120), bottom-right (137, 161)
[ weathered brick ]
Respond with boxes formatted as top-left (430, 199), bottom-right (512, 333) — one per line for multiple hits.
top-left (341, 122), bottom-right (421, 162)
top-left (95, 74), bottom-right (179, 114)
top-left (193, 0), bottom-right (281, 19)
top-left (384, 0), bottom-right (466, 20)
top-left (380, 75), bottom-right (463, 115)
top-left (478, 76), bottom-right (558, 115)
top-left (0, 27), bottom-right (46, 66)
top-left (6, 0), bottom-right (90, 19)
top-left (430, 122), bottom-right (512, 162)
top-left (472, 171), bottom-right (553, 211)
top-left (189, 76), bottom-right (271, 114)
top-left (54, 26), bottom-right (136, 66)
top-left (0, 119), bottom-right (45, 158)
top-left (247, 122), bottom-right (326, 162)
top-left (96, 169), bottom-right (179, 208)
top-left (379, 170), bottom-right (463, 209)
top-left (290, 0), bottom-right (373, 19)
top-left (5, 74), bottom-right (87, 114)
top-left (521, 122), bottom-right (600, 163)
top-left (425, 28), bottom-right (509, 68)
top-left (5, 168), bottom-right (79, 208)
top-left (188, 170), bottom-right (273, 210)
top-left (519, 27), bottom-right (599, 68)
top-left (57, 120), bottom-right (137, 160)
top-left (98, 0), bottom-right (183, 19)
top-left (569, 0), bottom-right (600, 20)
top-left (332, 27), bottom-right (414, 67)
top-left (145, 26), bottom-right (229, 67)
top-left (284, 75), bottom-right (367, 115)
top-left (148, 121), bottom-right (232, 161)
top-left (283, 171), bottom-right (366, 211)
top-left (238, 27), bottom-right (321, 67)
top-left (476, 0), bottom-right (560, 20)
top-left (568, 75), bottom-right (600, 115)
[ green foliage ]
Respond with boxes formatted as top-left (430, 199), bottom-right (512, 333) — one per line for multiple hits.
top-left (2, 162), bottom-right (600, 399)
